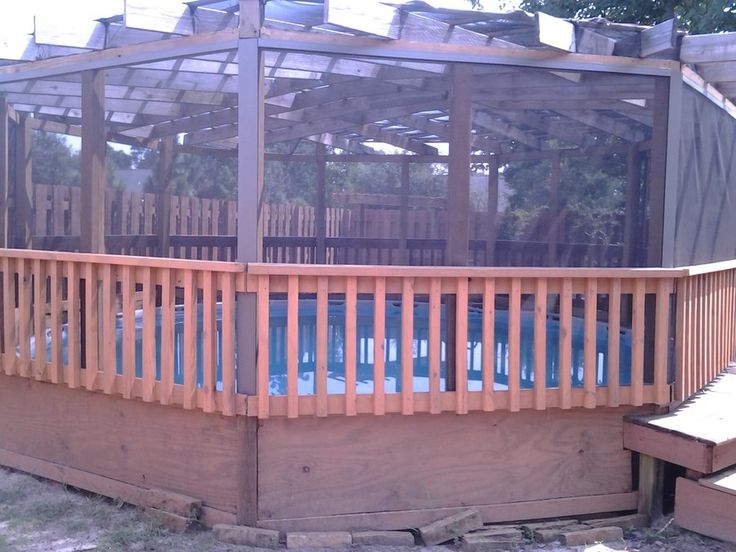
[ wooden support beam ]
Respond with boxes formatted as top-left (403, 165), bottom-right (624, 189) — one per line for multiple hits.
top-left (646, 78), bottom-right (669, 266)
top-left (0, 96), bottom-right (8, 248)
top-left (637, 454), bottom-right (664, 519)
top-left (80, 70), bottom-right (106, 254)
top-left (623, 144), bottom-right (641, 266)
top-left (239, 0), bottom-right (263, 38)
top-left (485, 154), bottom-right (499, 266)
top-left (547, 151), bottom-right (561, 266)
top-left (157, 137), bottom-right (175, 257)
top-left (13, 114), bottom-right (33, 249)
top-left (315, 144), bottom-right (327, 264)
top-left (400, 157), bottom-right (409, 265)
top-left (680, 33), bottom-right (736, 64)
top-left (640, 19), bottom-right (677, 59)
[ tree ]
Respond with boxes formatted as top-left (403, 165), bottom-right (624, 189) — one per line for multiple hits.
top-left (518, 0), bottom-right (736, 33)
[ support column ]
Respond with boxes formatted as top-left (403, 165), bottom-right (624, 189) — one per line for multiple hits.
top-left (315, 143), bottom-right (326, 264)
top-left (0, 96), bottom-right (9, 248)
top-left (399, 157), bottom-right (409, 265)
top-left (647, 78), bottom-right (669, 267)
top-left (485, 154), bottom-right (498, 266)
top-left (547, 151), bottom-right (561, 266)
top-left (638, 454), bottom-right (664, 519)
top-left (623, 144), bottom-right (641, 266)
top-left (13, 114), bottom-right (33, 249)
top-left (80, 70), bottom-right (106, 254)
top-left (156, 137), bottom-right (174, 257)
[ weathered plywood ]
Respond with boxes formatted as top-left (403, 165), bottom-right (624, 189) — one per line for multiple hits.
top-left (675, 477), bottom-right (736, 544)
top-left (258, 407), bottom-right (644, 521)
top-left (0, 374), bottom-right (243, 514)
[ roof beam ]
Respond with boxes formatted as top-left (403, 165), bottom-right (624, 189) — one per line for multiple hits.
top-left (473, 111), bottom-right (541, 149)
top-left (639, 18), bottom-right (677, 58)
top-left (324, 0), bottom-right (400, 39)
top-left (555, 109), bottom-right (646, 143)
top-left (681, 33), bottom-right (736, 64)
top-left (305, 133), bottom-right (374, 154)
top-left (359, 124), bottom-right (439, 155)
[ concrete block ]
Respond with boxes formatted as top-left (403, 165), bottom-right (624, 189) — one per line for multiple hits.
top-left (534, 524), bottom-right (590, 543)
top-left (287, 531), bottom-right (352, 548)
top-left (561, 526), bottom-right (624, 546)
top-left (213, 524), bottom-right (280, 548)
top-left (585, 514), bottom-right (649, 531)
top-left (419, 508), bottom-right (484, 545)
top-left (462, 529), bottom-right (524, 550)
top-left (465, 526), bottom-right (524, 539)
top-left (352, 530), bottom-right (415, 546)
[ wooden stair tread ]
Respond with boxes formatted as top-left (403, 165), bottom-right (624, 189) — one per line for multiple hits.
top-left (623, 372), bottom-right (736, 473)
top-left (700, 467), bottom-right (736, 496)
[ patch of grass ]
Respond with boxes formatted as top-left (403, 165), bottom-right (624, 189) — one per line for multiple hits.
top-left (24, 494), bottom-right (77, 523)
top-left (96, 517), bottom-right (170, 552)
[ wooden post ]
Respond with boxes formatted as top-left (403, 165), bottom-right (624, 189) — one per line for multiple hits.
top-left (485, 154), bottom-right (498, 266)
top-left (0, 95), bottom-right (8, 248)
top-left (80, 70), bottom-right (106, 254)
top-left (400, 157), bottom-right (409, 265)
top-left (623, 144), bottom-right (641, 267)
top-left (315, 143), bottom-right (327, 264)
top-left (638, 454), bottom-right (664, 519)
top-left (647, 78), bottom-right (669, 267)
top-left (156, 137), bottom-right (174, 257)
top-left (13, 114), bottom-right (33, 249)
top-left (547, 151), bottom-right (561, 266)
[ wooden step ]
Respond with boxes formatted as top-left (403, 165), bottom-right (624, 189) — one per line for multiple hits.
top-left (675, 472), bottom-right (736, 544)
top-left (623, 372), bottom-right (736, 474)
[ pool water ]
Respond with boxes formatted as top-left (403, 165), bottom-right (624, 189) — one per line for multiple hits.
top-left (33, 298), bottom-right (632, 395)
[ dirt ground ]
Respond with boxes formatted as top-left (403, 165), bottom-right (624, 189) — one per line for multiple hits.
top-left (0, 467), bottom-right (735, 552)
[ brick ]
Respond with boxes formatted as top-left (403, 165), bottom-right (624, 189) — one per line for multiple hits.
top-left (419, 508), bottom-right (484, 545)
top-left (461, 535), bottom-right (523, 550)
top-left (352, 530), bottom-right (415, 546)
top-left (286, 531), bottom-right (352, 548)
top-left (585, 514), bottom-right (649, 531)
top-left (213, 524), bottom-right (280, 548)
top-left (561, 526), bottom-right (624, 546)
top-left (534, 524), bottom-right (591, 543)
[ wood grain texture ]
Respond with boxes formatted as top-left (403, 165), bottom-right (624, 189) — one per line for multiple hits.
top-left (0, 374), bottom-right (240, 513)
top-left (675, 477), bottom-right (736, 544)
top-left (258, 407), bottom-right (643, 521)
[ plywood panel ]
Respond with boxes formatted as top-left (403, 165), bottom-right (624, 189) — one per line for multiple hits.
top-left (258, 407), bottom-right (644, 521)
top-left (675, 477), bottom-right (736, 544)
top-left (0, 374), bottom-right (241, 514)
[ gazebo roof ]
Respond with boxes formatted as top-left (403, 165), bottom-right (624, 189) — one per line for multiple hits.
top-left (0, 0), bottom-right (734, 154)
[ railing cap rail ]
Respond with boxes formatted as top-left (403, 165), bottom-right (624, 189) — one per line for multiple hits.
top-left (681, 258), bottom-right (736, 276)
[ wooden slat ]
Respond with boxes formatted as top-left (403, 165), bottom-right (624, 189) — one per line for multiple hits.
top-left (141, 267), bottom-right (156, 402)
top-left (121, 265), bottom-right (136, 399)
top-left (607, 278), bottom-right (621, 407)
top-left (315, 276), bottom-right (328, 418)
top-left (49, 261), bottom-right (63, 384)
top-left (2, 257), bottom-right (15, 376)
top-left (287, 274), bottom-right (299, 418)
top-left (533, 278), bottom-right (547, 410)
top-left (18, 259), bottom-right (32, 377)
top-left (183, 269), bottom-right (197, 410)
top-left (101, 263), bottom-right (117, 395)
top-left (654, 279), bottom-right (670, 405)
top-left (455, 277), bottom-right (469, 415)
top-left (159, 268), bottom-right (175, 406)
top-left (482, 278), bottom-right (495, 412)
top-left (631, 278), bottom-right (646, 406)
top-left (220, 271), bottom-right (236, 417)
top-left (32, 258), bottom-right (46, 381)
top-left (401, 277), bottom-right (414, 415)
top-left (83, 263), bottom-right (98, 389)
top-left (508, 277), bottom-right (521, 412)
top-left (583, 278), bottom-right (597, 409)
top-left (428, 277), bottom-right (441, 414)
top-left (373, 276), bottom-right (386, 416)
top-left (202, 271), bottom-right (217, 413)
top-left (257, 275), bottom-right (271, 419)
top-left (344, 276), bottom-right (357, 416)
top-left (66, 262), bottom-right (80, 388)
top-left (559, 278), bottom-right (573, 409)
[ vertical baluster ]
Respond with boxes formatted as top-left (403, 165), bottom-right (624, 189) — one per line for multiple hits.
top-left (122, 265), bottom-right (136, 399)
top-left (508, 277), bottom-right (521, 412)
top-left (631, 278), bottom-right (645, 406)
top-left (49, 261), bottom-right (63, 384)
top-left (401, 277), bottom-right (414, 415)
top-left (315, 276), bottom-right (328, 417)
top-left (2, 257), bottom-right (16, 376)
top-left (428, 277), bottom-right (441, 414)
top-left (583, 278), bottom-right (597, 409)
top-left (33, 258), bottom-right (46, 381)
top-left (160, 268), bottom-right (175, 406)
top-left (482, 278), bottom-right (495, 411)
top-left (345, 276), bottom-right (357, 416)
top-left (100, 264), bottom-right (117, 394)
top-left (533, 278), bottom-right (547, 410)
top-left (257, 275), bottom-right (271, 419)
top-left (654, 278), bottom-right (670, 405)
top-left (142, 267), bottom-right (156, 402)
top-left (373, 276), bottom-right (386, 415)
top-left (455, 277), bottom-right (469, 415)
top-left (559, 278), bottom-right (573, 409)
top-left (607, 278), bottom-right (621, 407)
top-left (183, 269), bottom-right (197, 409)
top-left (287, 274), bottom-right (299, 418)
top-left (220, 272), bottom-right (236, 416)
top-left (202, 271), bottom-right (217, 413)
top-left (66, 263), bottom-right (80, 388)
top-left (83, 263), bottom-right (98, 389)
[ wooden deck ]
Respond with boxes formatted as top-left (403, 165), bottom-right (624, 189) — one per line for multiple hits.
top-left (624, 369), bottom-right (736, 474)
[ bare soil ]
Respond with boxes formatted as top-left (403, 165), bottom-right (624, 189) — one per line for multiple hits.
top-left (0, 467), bottom-right (734, 552)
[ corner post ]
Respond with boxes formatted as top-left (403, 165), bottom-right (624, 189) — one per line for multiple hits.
top-left (156, 137), bottom-right (174, 257)
top-left (315, 143), bottom-right (327, 264)
top-left (0, 95), bottom-right (9, 248)
top-left (14, 114), bottom-right (33, 249)
top-left (400, 157), bottom-right (410, 265)
top-left (80, 70), bottom-right (106, 254)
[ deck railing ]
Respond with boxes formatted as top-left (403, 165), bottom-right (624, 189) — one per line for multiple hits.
top-left (2, 250), bottom-right (735, 418)
top-left (246, 264), bottom-right (680, 418)
top-left (0, 249), bottom-right (246, 416)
